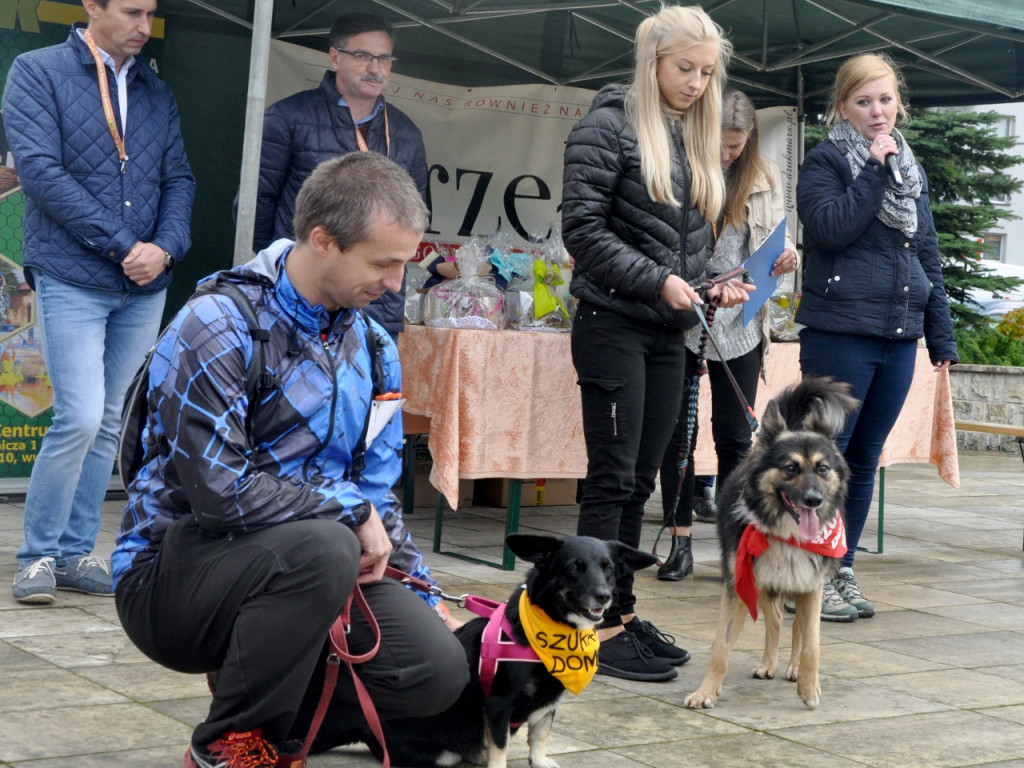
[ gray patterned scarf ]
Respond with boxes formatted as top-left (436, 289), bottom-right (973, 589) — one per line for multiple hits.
top-left (829, 120), bottom-right (922, 238)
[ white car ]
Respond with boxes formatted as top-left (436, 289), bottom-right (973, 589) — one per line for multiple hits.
top-left (963, 261), bottom-right (1024, 319)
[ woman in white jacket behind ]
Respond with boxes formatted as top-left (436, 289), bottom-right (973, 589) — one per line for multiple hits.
top-left (658, 89), bottom-right (798, 580)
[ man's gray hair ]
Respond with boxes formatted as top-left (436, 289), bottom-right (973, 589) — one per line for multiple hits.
top-left (293, 152), bottom-right (428, 248)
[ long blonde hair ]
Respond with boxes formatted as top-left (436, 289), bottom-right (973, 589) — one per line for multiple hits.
top-left (626, 4), bottom-right (731, 219)
top-left (825, 53), bottom-right (909, 128)
top-left (721, 90), bottom-right (772, 229)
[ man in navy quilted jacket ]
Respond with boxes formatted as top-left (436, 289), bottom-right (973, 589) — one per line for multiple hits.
top-left (3, 0), bottom-right (195, 604)
top-left (252, 12), bottom-right (426, 337)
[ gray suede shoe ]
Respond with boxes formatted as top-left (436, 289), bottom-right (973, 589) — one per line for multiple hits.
top-left (12, 557), bottom-right (57, 604)
top-left (833, 567), bottom-right (875, 618)
top-left (54, 555), bottom-right (114, 596)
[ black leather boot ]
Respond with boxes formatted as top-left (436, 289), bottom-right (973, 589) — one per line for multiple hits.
top-left (657, 535), bottom-right (693, 581)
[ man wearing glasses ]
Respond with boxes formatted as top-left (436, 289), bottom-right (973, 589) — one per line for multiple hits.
top-left (252, 12), bottom-right (426, 339)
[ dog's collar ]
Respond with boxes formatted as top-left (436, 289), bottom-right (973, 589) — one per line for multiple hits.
top-left (735, 516), bottom-right (848, 621)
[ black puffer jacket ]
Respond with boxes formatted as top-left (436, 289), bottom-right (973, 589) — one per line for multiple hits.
top-left (796, 138), bottom-right (958, 364)
top-left (561, 85), bottom-right (712, 328)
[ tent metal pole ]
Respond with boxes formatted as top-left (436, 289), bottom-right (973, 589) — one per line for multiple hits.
top-left (233, 0), bottom-right (274, 266)
top-left (796, 64), bottom-right (805, 296)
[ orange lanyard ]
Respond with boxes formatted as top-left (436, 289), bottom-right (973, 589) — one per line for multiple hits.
top-left (82, 29), bottom-right (128, 174)
top-left (354, 104), bottom-right (390, 156)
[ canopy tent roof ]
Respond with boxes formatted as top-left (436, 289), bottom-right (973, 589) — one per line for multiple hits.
top-left (148, 0), bottom-right (1024, 266)
top-left (162, 0), bottom-right (1024, 112)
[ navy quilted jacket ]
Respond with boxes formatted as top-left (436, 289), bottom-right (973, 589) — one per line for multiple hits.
top-left (796, 138), bottom-right (958, 364)
top-left (253, 71), bottom-right (427, 333)
top-left (1, 26), bottom-right (195, 293)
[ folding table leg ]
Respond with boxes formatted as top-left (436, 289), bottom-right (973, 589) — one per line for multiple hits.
top-left (1018, 438), bottom-right (1024, 552)
top-left (432, 479), bottom-right (522, 570)
top-left (857, 467), bottom-right (884, 555)
top-left (401, 434), bottom-right (418, 515)
top-left (502, 480), bottom-right (522, 570)
top-left (877, 467), bottom-right (885, 554)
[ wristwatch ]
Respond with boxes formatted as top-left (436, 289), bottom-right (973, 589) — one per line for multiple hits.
top-left (163, 250), bottom-right (173, 269)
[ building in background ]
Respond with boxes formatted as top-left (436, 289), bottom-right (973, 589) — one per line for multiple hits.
top-left (946, 103), bottom-right (1024, 318)
top-left (958, 102), bottom-right (1024, 269)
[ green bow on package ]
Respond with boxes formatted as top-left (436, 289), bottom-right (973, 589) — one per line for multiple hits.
top-left (532, 259), bottom-right (569, 320)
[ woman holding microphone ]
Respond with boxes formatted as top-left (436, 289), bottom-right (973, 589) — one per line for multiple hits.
top-left (796, 53), bottom-right (957, 621)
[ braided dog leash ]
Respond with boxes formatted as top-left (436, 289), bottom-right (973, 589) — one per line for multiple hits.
top-left (654, 271), bottom-right (761, 561)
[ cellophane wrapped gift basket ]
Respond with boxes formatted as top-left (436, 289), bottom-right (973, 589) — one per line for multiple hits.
top-left (506, 225), bottom-right (575, 331)
top-left (410, 223), bottom-right (576, 332)
top-left (422, 235), bottom-right (507, 330)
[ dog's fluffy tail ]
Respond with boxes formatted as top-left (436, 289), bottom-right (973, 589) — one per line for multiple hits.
top-left (759, 377), bottom-right (859, 443)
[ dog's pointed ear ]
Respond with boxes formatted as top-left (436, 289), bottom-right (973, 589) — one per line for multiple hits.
top-left (759, 377), bottom-right (859, 442)
top-left (800, 378), bottom-right (859, 438)
top-left (759, 396), bottom-right (787, 444)
top-left (505, 533), bottom-right (559, 565)
top-left (606, 541), bottom-right (659, 573)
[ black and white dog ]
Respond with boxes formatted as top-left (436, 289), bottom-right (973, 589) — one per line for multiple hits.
top-left (383, 533), bottom-right (657, 768)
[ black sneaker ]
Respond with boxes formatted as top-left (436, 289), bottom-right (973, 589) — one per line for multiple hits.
top-left (597, 631), bottom-right (678, 682)
top-left (625, 617), bottom-right (691, 666)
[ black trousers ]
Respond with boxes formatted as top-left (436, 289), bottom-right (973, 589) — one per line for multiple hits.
top-left (116, 516), bottom-right (468, 749)
top-left (572, 301), bottom-right (688, 624)
top-left (661, 344), bottom-right (761, 526)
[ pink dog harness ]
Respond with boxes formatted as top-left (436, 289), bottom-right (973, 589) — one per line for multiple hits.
top-left (464, 595), bottom-right (540, 699)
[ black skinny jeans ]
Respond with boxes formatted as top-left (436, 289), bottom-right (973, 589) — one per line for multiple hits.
top-left (116, 516), bottom-right (468, 749)
top-left (572, 301), bottom-right (688, 626)
top-left (661, 344), bottom-right (761, 526)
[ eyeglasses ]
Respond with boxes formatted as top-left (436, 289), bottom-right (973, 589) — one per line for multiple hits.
top-left (334, 48), bottom-right (397, 67)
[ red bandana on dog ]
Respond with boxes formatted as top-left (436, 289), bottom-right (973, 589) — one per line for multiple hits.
top-left (735, 515), bottom-right (848, 621)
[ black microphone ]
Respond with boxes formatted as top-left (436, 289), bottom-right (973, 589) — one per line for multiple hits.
top-left (885, 154), bottom-right (903, 187)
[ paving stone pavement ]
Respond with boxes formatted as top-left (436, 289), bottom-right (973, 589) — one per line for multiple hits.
top-left (1, 450), bottom-right (1023, 768)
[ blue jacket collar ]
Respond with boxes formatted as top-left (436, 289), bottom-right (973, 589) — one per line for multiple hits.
top-left (238, 239), bottom-right (358, 336)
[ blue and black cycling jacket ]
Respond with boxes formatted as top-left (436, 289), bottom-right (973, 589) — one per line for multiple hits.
top-left (112, 241), bottom-right (440, 605)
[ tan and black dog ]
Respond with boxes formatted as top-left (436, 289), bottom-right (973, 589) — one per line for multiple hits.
top-left (685, 377), bottom-right (858, 710)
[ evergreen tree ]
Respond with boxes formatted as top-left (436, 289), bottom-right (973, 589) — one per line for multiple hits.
top-left (804, 110), bottom-right (1022, 332)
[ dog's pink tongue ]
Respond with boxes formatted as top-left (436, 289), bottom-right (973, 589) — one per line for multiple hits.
top-left (798, 509), bottom-right (820, 542)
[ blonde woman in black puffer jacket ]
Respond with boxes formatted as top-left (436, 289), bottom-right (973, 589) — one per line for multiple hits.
top-left (560, 4), bottom-right (751, 684)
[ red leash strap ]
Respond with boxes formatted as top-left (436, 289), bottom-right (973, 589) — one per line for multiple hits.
top-left (382, 565), bottom-right (434, 595)
top-left (299, 583), bottom-right (389, 767)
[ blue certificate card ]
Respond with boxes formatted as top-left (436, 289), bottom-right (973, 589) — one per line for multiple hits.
top-left (742, 217), bottom-right (786, 326)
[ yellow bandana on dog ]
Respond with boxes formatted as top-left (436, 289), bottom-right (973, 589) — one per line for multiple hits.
top-left (516, 591), bottom-right (599, 695)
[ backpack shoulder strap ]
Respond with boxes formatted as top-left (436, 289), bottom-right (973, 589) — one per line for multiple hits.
top-left (349, 311), bottom-right (387, 483)
top-left (119, 278), bottom-right (275, 488)
top-left (193, 279), bottom-right (272, 401)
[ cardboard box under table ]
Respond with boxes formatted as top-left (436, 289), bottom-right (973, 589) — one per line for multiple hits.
top-left (474, 477), bottom-right (577, 507)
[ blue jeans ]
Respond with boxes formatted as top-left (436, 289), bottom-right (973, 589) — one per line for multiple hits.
top-left (17, 271), bottom-right (165, 567)
top-left (799, 329), bottom-right (917, 567)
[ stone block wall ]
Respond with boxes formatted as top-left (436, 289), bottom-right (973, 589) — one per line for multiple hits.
top-left (949, 364), bottom-right (1024, 452)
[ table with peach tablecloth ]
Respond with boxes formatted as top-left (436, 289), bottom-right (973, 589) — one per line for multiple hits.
top-left (398, 326), bottom-right (959, 514)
